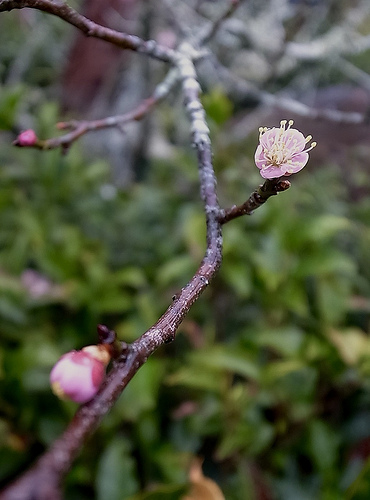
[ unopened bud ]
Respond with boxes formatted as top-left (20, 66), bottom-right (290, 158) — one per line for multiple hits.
top-left (50, 345), bottom-right (111, 404)
top-left (14, 129), bottom-right (38, 147)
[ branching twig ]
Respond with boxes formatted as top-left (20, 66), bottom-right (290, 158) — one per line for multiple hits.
top-left (0, 44), bottom-right (287, 498)
top-left (259, 91), bottom-right (367, 125)
top-left (0, 0), bottom-right (176, 63)
top-left (0, 43), bottom-right (227, 500)
top-left (196, 0), bottom-right (241, 47)
top-left (8, 0), bottom-right (240, 151)
top-left (208, 55), bottom-right (369, 125)
top-left (219, 179), bottom-right (291, 224)
top-left (0, 2), bottom-right (295, 499)
top-left (286, 33), bottom-right (370, 61)
top-left (338, 58), bottom-right (370, 93)
top-left (14, 68), bottom-right (181, 151)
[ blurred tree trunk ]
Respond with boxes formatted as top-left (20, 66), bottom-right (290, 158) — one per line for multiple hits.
top-left (60, 0), bottom-right (152, 185)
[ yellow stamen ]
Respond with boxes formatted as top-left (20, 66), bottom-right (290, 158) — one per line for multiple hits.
top-left (303, 141), bottom-right (316, 153)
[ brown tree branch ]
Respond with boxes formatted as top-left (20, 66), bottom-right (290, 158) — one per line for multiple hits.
top-left (0, 45), bottom-right (288, 500)
top-left (0, 49), bottom-right (225, 500)
top-left (196, 0), bottom-right (241, 46)
top-left (0, 3), bottom-right (290, 499)
top-left (0, 171), bottom-right (286, 500)
top-left (14, 68), bottom-right (181, 151)
top-left (208, 55), bottom-right (370, 125)
top-left (7, 0), bottom-right (240, 151)
top-left (0, 0), bottom-right (176, 63)
top-left (219, 179), bottom-right (291, 224)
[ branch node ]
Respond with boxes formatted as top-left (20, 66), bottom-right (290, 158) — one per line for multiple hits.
top-left (199, 275), bottom-right (209, 286)
top-left (97, 324), bottom-right (124, 359)
top-left (276, 180), bottom-right (291, 192)
top-left (164, 333), bottom-right (175, 344)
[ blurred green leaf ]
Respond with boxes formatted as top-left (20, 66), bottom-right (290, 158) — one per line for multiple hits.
top-left (202, 88), bottom-right (234, 125)
top-left (0, 85), bottom-right (23, 129)
top-left (115, 358), bottom-right (165, 421)
top-left (167, 365), bottom-right (226, 393)
top-left (254, 327), bottom-right (304, 356)
top-left (96, 436), bottom-right (139, 500)
top-left (345, 457), bottom-right (370, 500)
top-left (307, 420), bottom-right (340, 476)
top-left (157, 255), bottom-right (195, 288)
top-left (190, 347), bottom-right (260, 381)
top-left (128, 483), bottom-right (187, 500)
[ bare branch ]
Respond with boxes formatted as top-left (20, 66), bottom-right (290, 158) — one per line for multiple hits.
top-left (207, 56), bottom-right (369, 125)
top-left (14, 68), bottom-right (181, 151)
top-left (286, 33), bottom-right (370, 61)
top-left (259, 91), bottom-right (366, 125)
top-left (196, 0), bottom-right (241, 47)
top-left (0, 48), bottom-right (224, 500)
top-left (0, 3), bottom-right (296, 499)
top-left (338, 58), bottom-right (370, 93)
top-left (219, 179), bottom-right (291, 224)
top-left (0, 0), bottom-right (176, 63)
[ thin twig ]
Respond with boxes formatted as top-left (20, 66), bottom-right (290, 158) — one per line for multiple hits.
top-left (196, 0), bottom-right (241, 46)
top-left (0, 0), bottom-right (176, 63)
top-left (0, 3), bottom-right (289, 499)
top-left (208, 55), bottom-right (369, 125)
top-left (286, 33), bottom-right (370, 61)
top-left (161, 0), bottom-right (188, 38)
top-left (338, 57), bottom-right (370, 93)
top-left (0, 49), bottom-right (225, 500)
top-left (259, 91), bottom-right (366, 125)
top-left (1, 45), bottom-right (289, 500)
top-left (219, 179), bottom-right (291, 224)
top-left (14, 68), bottom-right (181, 151)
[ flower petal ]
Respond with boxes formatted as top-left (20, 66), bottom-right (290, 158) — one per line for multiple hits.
top-left (259, 128), bottom-right (279, 150)
top-left (254, 144), bottom-right (267, 169)
top-left (260, 165), bottom-right (285, 179)
top-left (282, 129), bottom-right (306, 153)
top-left (285, 152), bottom-right (309, 173)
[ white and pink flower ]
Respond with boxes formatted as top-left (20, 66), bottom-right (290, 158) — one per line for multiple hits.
top-left (50, 345), bottom-right (111, 404)
top-left (255, 120), bottom-right (316, 179)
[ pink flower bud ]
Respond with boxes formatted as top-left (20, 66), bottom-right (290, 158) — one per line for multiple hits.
top-left (15, 129), bottom-right (38, 146)
top-left (50, 345), bottom-right (111, 404)
top-left (255, 120), bottom-right (316, 179)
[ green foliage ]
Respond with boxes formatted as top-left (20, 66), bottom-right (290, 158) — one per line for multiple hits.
top-left (0, 85), bottom-right (24, 130)
top-left (1, 41), bottom-right (370, 500)
top-left (202, 88), bottom-right (234, 126)
top-left (96, 437), bottom-right (140, 500)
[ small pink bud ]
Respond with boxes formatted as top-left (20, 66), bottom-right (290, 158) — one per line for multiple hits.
top-left (15, 129), bottom-right (38, 146)
top-left (50, 345), bottom-right (111, 404)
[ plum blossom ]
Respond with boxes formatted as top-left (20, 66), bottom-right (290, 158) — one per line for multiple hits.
top-left (14, 129), bottom-right (38, 147)
top-left (254, 120), bottom-right (316, 179)
top-left (50, 345), bottom-right (111, 404)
